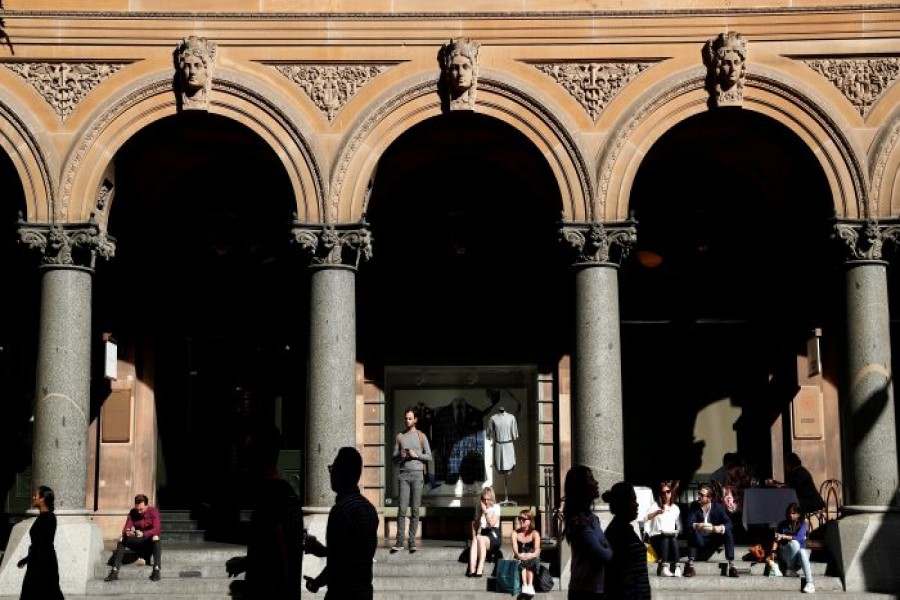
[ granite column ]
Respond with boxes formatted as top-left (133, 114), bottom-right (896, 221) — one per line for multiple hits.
top-left (561, 221), bottom-right (636, 494)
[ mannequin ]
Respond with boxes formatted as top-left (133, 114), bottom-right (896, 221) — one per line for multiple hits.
top-left (488, 406), bottom-right (518, 505)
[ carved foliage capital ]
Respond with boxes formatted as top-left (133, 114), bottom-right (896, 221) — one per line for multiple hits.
top-left (560, 222), bottom-right (637, 266)
top-left (18, 217), bottom-right (116, 269)
top-left (291, 224), bottom-right (373, 268)
top-left (834, 219), bottom-right (900, 262)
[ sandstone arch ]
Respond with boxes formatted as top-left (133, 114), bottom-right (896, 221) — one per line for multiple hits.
top-left (599, 66), bottom-right (868, 222)
top-left (329, 71), bottom-right (592, 224)
top-left (59, 69), bottom-right (325, 224)
top-left (0, 96), bottom-right (55, 221)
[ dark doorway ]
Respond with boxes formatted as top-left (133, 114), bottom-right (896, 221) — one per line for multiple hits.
top-left (621, 108), bottom-right (838, 486)
top-left (359, 111), bottom-right (569, 377)
top-left (0, 149), bottom-right (37, 544)
top-left (99, 113), bottom-right (305, 512)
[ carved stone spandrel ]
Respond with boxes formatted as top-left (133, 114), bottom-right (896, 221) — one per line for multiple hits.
top-left (272, 64), bottom-right (389, 122)
top-left (533, 61), bottom-right (653, 122)
top-left (803, 57), bottom-right (900, 118)
top-left (5, 62), bottom-right (127, 121)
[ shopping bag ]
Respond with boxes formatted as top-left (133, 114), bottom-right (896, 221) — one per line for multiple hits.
top-left (645, 542), bottom-right (657, 563)
top-left (494, 558), bottom-right (521, 595)
top-left (536, 563), bottom-right (555, 592)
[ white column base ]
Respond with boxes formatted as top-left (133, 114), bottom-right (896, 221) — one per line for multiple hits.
top-left (826, 510), bottom-right (900, 593)
top-left (0, 513), bottom-right (104, 596)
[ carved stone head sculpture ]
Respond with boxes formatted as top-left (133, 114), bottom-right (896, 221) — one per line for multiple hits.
top-left (702, 32), bottom-right (747, 108)
top-left (173, 36), bottom-right (216, 111)
top-left (438, 37), bottom-right (480, 111)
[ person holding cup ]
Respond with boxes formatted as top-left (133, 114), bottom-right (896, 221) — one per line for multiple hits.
top-left (683, 483), bottom-right (737, 578)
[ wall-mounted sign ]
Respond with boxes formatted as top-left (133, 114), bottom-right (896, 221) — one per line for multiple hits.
top-left (104, 339), bottom-right (118, 380)
top-left (792, 384), bottom-right (824, 440)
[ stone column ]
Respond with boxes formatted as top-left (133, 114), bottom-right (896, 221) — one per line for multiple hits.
top-left (0, 218), bottom-right (114, 596)
top-left (291, 223), bottom-right (371, 508)
top-left (829, 219), bottom-right (900, 593)
top-left (560, 221), bottom-right (636, 495)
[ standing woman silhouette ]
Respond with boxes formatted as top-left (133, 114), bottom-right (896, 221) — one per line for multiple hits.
top-left (17, 485), bottom-right (64, 599)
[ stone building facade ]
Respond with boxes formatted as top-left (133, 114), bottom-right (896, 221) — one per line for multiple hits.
top-left (0, 0), bottom-right (898, 594)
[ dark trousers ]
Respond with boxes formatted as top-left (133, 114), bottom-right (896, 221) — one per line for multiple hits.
top-left (650, 534), bottom-right (680, 565)
top-left (112, 536), bottom-right (161, 568)
top-left (687, 529), bottom-right (735, 562)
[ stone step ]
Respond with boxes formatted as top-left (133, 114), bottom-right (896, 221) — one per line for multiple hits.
top-left (2, 539), bottom-right (869, 600)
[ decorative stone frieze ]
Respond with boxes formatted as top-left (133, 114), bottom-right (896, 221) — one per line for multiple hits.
top-left (18, 216), bottom-right (116, 269)
top-left (702, 32), bottom-right (747, 108)
top-left (273, 64), bottom-right (389, 122)
top-left (291, 223), bottom-right (372, 268)
top-left (835, 219), bottom-right (900, 262)
top-left (533, 62), bottom-right (652, 122)
top-left (173, 36), bottom-right (216, 111)
top-left (560, 221), bottom-right (637, 266)
top-left (803, 57), bottom-right (900, 118)
top-left (437, 38), bottom-right (480, 111)
top-left (5, 62), bottom-right (127, 121)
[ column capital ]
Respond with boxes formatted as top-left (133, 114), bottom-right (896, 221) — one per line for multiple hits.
top-left (17, 214), bottom-right (116, 270)
top-left (560, 220), bottom-right (637, 267)
top-left (834, 218), bottom-right (900, 263)
top-left (291, 222), bottom-right (373, 269)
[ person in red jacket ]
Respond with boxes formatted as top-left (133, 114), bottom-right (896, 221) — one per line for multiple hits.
top-left (104, 493), bottom-right (163, 582)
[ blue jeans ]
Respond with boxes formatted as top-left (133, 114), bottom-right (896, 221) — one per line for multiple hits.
top-left (780, 540), bottom-right (813, 582)
top-left (397, 474), bottom-right (423, 546)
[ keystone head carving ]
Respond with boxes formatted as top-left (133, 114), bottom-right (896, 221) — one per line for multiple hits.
top-left (173, 36), bottom-right (217, 111)
top-left (438, 38), bottom-right (480, 111)
top-left (702, 32), bottom-right (747, 108)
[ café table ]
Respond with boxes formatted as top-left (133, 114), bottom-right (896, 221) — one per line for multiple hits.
top-left (742, 487), bottom-right (799, 530)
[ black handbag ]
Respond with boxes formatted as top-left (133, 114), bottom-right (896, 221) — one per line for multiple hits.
top-left (536, 564), bottom-right (555, 592)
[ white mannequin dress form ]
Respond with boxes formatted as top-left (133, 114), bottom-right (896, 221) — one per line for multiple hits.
top-left (488, 407), bottom-right (519, 506)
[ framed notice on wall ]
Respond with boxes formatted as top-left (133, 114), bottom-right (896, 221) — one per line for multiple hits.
top-left (792, 385), bottom-right (824, 440)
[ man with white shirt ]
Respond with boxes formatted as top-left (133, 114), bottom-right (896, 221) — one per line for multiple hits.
top-left (683, 483), bottom-right (738, 578)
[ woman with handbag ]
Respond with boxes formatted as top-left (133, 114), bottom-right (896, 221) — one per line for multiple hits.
top-left (511, 508), bottom-right (541, 596)
top-left (467, 486), bottom-right (501, 577)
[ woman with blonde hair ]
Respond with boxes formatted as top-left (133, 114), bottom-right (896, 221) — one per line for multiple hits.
top-left (467, 486), bottom-right (501, 577)
top-left (511, 508), bottom-right (541, 596)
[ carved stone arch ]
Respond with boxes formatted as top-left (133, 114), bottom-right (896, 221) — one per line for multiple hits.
top-left (868, 105), bottom-right (900, 218)
top-left (0, 96), bottom-right (56, 221)
top-left (330, 72), bottom-right (592, 223)
top-left (599, 66), bottom-right (867, 222)
top-left (60, 68), bottom-right (325, 223)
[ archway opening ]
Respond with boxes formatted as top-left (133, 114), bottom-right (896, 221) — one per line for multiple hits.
top-left (360, 111), bottom-right (568, 371)
top-left (0, 149), bottom-right (37, 538)
top-left (99, 112), bottom-right (305, 519)
top-left (622, 108), bottom-right (838, 489)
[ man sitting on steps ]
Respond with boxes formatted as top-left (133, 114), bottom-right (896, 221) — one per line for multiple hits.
top-left (683, 483), bottom-right (738, 578)
top-left (104, 493), bottom-right (162, 582)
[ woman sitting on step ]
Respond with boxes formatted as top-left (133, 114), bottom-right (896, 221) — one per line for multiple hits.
top-left (511, 508), bottom-right (541, 596)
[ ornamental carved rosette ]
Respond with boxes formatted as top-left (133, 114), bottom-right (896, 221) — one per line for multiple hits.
top-left (17, 215), bottom-right (116, 269)
top-left (291, 223), bottom-right (373, 268)
top-left (560, 221), bottom-right (637, 267)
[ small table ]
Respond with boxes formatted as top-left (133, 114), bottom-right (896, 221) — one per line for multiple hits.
top-left (742, 487), bottom-right (798, 530)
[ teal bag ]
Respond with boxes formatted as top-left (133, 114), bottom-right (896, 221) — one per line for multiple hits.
top-left (494, 558), bottom-right (521, 595)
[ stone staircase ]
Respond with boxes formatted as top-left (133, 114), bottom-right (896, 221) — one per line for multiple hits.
top-left (1, 539), bottom-right (897, 599)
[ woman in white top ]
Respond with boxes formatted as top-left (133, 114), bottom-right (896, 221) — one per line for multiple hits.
top-left (644, 479), bottom-right (681, 577)
top-left (467, 486), bottom-right (501, 577)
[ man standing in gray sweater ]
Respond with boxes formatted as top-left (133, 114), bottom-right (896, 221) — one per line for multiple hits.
top-left (392, 407), bottom-right (433, 553)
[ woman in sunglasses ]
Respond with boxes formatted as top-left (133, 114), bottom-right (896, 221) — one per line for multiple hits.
top-left (644, 480), bottom-right (682, 576)
top-left (511, 508), bottom-right (541, 596)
